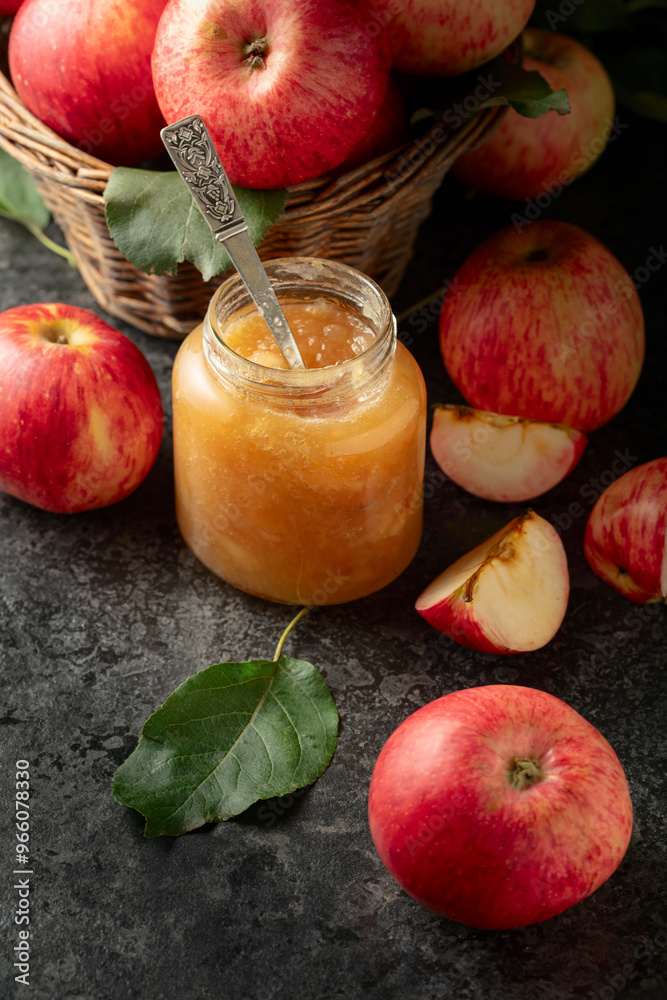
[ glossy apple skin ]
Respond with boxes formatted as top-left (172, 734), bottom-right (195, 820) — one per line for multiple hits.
top-left (334, 77), bottom-right (407, 174)
top-left (9, 0), bottom-right (167, 165)
top-left (584, 457), bottom-right (667, 603)
top-left (0, 304), bottom-right (163, 513)
top-left (368, 685), bottom-right (633, 929)
top-left (370, 0), bottom-right (534, 76)
top-left (439, 220), bottom-right (645, 433)
top-left (452, 29), bottom-right (615, 200)
top-left (152, 0), bottom-right (391, 189)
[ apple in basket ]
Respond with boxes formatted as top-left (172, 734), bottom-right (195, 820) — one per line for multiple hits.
top-left (451, 28), bottom-right (616, 200)
top-left (9, 0), bottom-right (168, 165)
top-left (334, 77), bottom-right (408, 174)
top-left (0, 304), bottom-right (163, 513)
top-left (368, 0), bottom-right (535, 76)
top-left (439, 220), bottom-right (645, 433)
top-left (151, 0), bottom-right (392, 189)
top-left (368, 684), bottom-right (633, 928)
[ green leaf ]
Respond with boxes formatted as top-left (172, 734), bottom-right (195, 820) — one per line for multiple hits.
top-left (408, 54), bottom-right (570, 127)
top-left (0, 146), bottom-right (50, 229)
top-left (491, 60), bottom-right (571, 118)
top-left (0, 147), bottom-right (76, 266)
top-left (112, 650), bottom-right (338, 838)
top-left (103, 168), bottom-right (287, 281)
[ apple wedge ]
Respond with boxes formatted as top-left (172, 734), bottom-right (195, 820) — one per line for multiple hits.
top-left (430, 405), bottom-right (588, 502)
top-left (416, 511), bottom-right (569, 654)
top-left (584, 456), bottom-right (667, 603)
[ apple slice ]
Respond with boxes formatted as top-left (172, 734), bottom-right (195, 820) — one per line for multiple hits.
top-left (430, 405), bottom-right (588, 502)
top-left (584, 456), bottom-right (667, 603)
top-left (416, 511), bottom-right (569, 654)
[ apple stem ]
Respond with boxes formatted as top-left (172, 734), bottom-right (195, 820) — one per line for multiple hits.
top-left (244, 35), bottom-right (268, 70)
top-left (273, 606), bottom-right (311, 662)
top-left (509, 757), bottom-right (543, 791)
top-left (24, 221), bottom-right (77, 269)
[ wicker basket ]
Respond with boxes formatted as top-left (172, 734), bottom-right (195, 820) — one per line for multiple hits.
top-left (0, 34), bottom-right (506, 339)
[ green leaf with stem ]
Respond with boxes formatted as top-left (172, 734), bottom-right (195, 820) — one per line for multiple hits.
top-left (407, 52), bottom-right (570, 128)
top-left (111, 607), bottom-right (339, 838)
top-left (104, 167), bottom-right (287, 281)
top-left (0, 147), bottom-right (76, 267)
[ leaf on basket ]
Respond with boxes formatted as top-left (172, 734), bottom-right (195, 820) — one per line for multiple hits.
top-left (492, 59), bottom-right (570, 119)
top-left (111, 652), bottom-right (338, 838)
top-left (408, 54), bottom-right (570, 127)
top-left (103, 168), bottom-right (287, 281)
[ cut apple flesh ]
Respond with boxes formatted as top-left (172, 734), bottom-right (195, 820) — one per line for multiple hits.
top-left (430, 405), bottom-right (587, 502)
top-left (416, 511), bottom-right (569, 654)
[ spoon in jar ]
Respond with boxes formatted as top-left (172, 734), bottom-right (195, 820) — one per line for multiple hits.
top-left (161, 114), bottom-right (305, 370)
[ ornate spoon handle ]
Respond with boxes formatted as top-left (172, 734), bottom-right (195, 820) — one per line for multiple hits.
top-left (161, 115), bottom-right (305, 370)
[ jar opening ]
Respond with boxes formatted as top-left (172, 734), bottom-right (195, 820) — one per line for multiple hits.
top-left (203, 257), bottom-right (396, 404)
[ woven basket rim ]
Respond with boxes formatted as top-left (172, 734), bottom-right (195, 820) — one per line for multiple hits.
top-left (0, 31), bottom-right (517, 338)
top-left (0, 60), bottom-right (506, 208)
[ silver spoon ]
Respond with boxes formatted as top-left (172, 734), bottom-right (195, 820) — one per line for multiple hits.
top-left (161, 114), bottom-right (305, 370)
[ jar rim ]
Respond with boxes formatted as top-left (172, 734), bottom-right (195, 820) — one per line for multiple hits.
top-left (203, 256), bottom-right (396, 399)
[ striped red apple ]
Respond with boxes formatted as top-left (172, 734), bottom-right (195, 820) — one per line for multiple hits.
top-left (368, 684), bottom-right (633, 929)
top-left (369, 0), bottom-right (535, 76)
top-left (152, 0), bottom-right (391, 189)
top-left (439, 220), bottom-right (645, 433)
top-left (0, 303), bottom-right (163, 513)
top-left (584, 457), bottom-right (667, 603)
top-left (9, 0), bottom-right (168, 165)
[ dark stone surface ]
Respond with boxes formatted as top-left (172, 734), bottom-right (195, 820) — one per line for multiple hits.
top-left (1, 105), bottom-right (666, 1000)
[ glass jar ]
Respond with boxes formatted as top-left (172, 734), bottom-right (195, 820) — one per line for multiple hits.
top-left (172, 257), bottom-right (426, 605)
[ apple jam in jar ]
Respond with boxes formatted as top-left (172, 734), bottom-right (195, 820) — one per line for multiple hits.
top-left (172, 258), bottom-right (426, 605)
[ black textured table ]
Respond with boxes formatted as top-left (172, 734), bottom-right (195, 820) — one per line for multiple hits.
top-left (1, 105), bottom-right (666, 1000)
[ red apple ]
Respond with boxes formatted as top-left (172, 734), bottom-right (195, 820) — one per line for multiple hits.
top-left (430, 404), bottom-right (587, 502)
top-left (415, 510), bottom-right (569, 653)
top-left (334, 77), bottom-right (407, 174)
top-left (439, 220), bottom-right (645, 433)
top-left (0, 304), bottom-right (163, 513)
top-left (451, 29), bottom-right (616, 200)
top-left (152, 0), bottom-right (391, 190)
top-left (584, 457), bottom-right (667, 604)
top-left (9, 0), bottom-right (168, 165)
top-left (369, 0), bottom-right (535, 76)
top-left (368, 684), bottom-right (633, 929)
